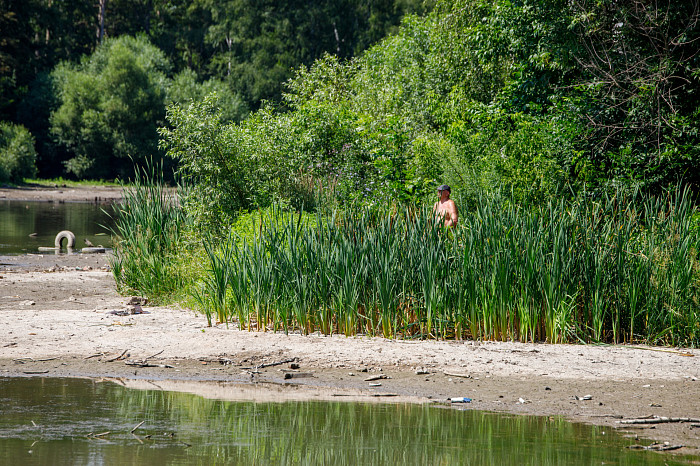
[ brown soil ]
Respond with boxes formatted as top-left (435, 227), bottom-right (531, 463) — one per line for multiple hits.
top-left (1, 187), bottom-right (699, 459)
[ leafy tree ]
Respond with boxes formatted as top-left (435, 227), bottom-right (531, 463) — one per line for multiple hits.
top-left (0, 121), bottom-right (37, 183)
top-left (200, 0), bottom-right (432, 108)
top-left (569, 0), bottom-right (700, 189)
top-left (168, 68), bottom-right (248, 123)
top-left (50, 35), bottom-right (170, 179)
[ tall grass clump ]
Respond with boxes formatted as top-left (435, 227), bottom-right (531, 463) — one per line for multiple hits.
top-left (196, 187), bottom-right (700, 346)
top-left (108, 162), bottom-right (189, 301)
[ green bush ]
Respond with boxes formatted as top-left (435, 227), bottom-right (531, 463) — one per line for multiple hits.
top-left (0, 122), bottom-right (38, 183)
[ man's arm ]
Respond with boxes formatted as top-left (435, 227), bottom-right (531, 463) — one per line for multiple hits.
top-left (446, 200), bottom-right (458, 227)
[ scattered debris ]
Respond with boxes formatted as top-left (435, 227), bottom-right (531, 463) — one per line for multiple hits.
top-left (127, 296), bottom-right (148, 306)
top-left (364, 374), bottom-right (388, 382)
top-left (108, 305), bottom-right (150, 316)
top-left (369, 383), bottom-right (382, 387)
top-left (574, 395), bottom-right (593, 401)
top-left (450, 397), bottom-right (472, 403)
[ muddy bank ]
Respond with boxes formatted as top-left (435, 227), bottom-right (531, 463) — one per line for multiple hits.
top-left (1, 255), bottom-right (699, 457)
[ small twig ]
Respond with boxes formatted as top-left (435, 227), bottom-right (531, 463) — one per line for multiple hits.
top-left (105, 349), bottom-right (129, 362)
top-left (23, 370), bottom-right (49, 374)
top-left (131, 420), bottom-right (145, 433)
top-left (84, 353), bottom-right (104, 360)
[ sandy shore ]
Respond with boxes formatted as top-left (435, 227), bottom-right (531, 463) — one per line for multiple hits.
top-left (0, 184), bottom-right (123, 202)
top-left (1, 187), bottom-right (700, 458)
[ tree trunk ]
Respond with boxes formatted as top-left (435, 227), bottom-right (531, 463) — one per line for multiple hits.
top-left (97, 0), bottom-right (106, 44)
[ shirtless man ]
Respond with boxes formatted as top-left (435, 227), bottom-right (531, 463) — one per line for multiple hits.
top-left (433, 184), bottom-right (458, 228)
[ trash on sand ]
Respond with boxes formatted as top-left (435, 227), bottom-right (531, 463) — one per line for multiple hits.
top-left (450, 397), bottom-right (472, 403)
top-left (574, 395), bottom-right (593, 401)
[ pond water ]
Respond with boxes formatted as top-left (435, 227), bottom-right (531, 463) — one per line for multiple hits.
top-left (0, 200), bottom-right (114, 255)
top-left (0, 377), bottom-right (688, 465)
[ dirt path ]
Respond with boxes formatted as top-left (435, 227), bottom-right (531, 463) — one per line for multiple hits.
top-left (1, 187), bottom-right (699, 458)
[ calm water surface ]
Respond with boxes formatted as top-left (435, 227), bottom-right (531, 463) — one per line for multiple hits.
top-left (0, 377), bottom-right (689, 465)
top-left (0, 200), bottom-right (114, 254)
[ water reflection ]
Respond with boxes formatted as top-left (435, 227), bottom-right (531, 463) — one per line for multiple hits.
top-left (0, 201), bottom-right (114, 254)
top-left (0, 377), bottom-right (686, 465)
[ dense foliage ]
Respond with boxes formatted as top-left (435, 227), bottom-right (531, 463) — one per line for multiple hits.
top-left (1, 0), bottom-right (428, 179)
top-left (159, 0), bottom-right (699, 232)
top-left (0, 121), bottom-right (37, 182)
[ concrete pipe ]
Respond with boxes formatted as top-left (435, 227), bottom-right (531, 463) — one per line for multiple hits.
top-left (54, 230), bottom-right (76, 249)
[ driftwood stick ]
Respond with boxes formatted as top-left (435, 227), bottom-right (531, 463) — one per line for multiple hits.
top-left (144, 349), bottom-right (164, 361)
top-left (284, 372), bottom-right (313, 379)
top-left (258, 358), bottom-right (296, 369)
top-left (105, 349), bottom-right (128, 362)
top-left (364, 375), bottom-right (388, 382)
top-left (85, 353), bottom-right (104, 360)
top-left (131, 420), bottom-right (145, 433)
top-left (620, 416), bottom-right (700, 425)
top-left (444, 372), bottom-right (472, 379)
top-left (124, 361), bottom-right (174, 368)
top-left (628, 443), bottom-right (684, 451)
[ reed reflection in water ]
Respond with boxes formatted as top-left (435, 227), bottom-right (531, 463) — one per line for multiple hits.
top-left (0, 377), bottom-right (683, 465)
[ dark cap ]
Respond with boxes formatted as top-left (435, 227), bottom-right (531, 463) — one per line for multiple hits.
top-left (437, 184), bottom-right (451, 192)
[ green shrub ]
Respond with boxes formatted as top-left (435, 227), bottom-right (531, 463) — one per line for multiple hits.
top-left (0, 122), bottom-right (38, 183)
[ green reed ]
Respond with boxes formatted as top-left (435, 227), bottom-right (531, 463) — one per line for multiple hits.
top-left (108, 162), bottom-right (188, 300)
top-left (197, 188), bottom-right (699, 346)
